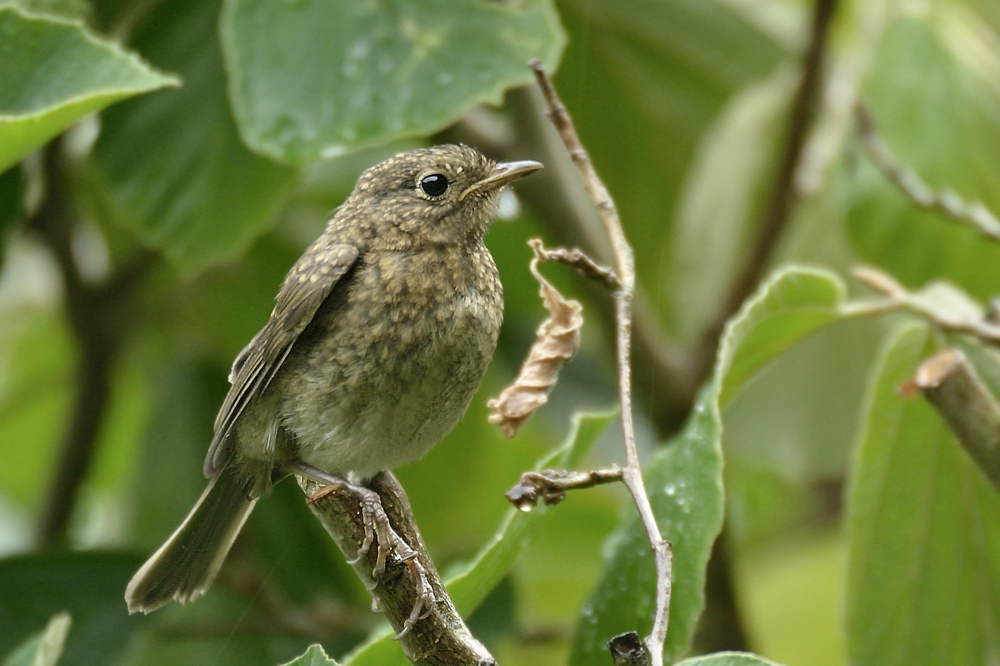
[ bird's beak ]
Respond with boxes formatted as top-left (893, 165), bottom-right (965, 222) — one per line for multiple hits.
top-left (459, 160), bottom-right (543, 201)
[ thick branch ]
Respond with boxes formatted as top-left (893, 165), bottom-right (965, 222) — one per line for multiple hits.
top-left (856, 104), bottom-right (1000, 242)
top-left (529, 59), bottom-right (672, 666)
top-left (914, 348), bottom-right (1000, 491)
top-left (298, 472), bottom-right (494, 666)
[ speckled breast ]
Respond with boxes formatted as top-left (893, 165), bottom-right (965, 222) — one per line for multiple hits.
top-left (275, 243), bottom-right (503, 478)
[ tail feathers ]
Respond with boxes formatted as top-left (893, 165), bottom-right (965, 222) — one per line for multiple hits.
top-left (125, 465), bottom-right (257, 614)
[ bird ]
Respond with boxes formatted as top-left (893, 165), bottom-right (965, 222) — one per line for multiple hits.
top-left (125, 144), bottom-right (542, 614)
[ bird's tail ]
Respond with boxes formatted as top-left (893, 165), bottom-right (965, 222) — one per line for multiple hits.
top-left (125, 463), bottom-right (257, 614)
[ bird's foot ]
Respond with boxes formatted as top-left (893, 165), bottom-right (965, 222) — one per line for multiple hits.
top-left (291, 461), bottom-right (436, 636)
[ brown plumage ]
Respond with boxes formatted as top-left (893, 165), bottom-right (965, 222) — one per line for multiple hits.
top-left (126, 145), bottom-right (542, 613)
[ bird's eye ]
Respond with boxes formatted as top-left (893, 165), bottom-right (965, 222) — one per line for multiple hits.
top-left (419, 173), bottom-right (449, 197)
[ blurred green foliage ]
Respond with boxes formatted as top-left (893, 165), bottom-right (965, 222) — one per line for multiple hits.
top-left (2, 1), bottom-right (1000, 665)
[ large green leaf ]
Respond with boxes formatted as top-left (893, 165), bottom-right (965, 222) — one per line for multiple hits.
top-left (219, 0), bottom-right (565, 163)
top-left (846, 323), bottom-right (1000, 666)
top-left (0, 552), bottom-right (147, 666)
top-left (2, 613), bottom-right (70, 666)
top-left (0, 6), bottom-right (177, 173)
top-left (571, 266), bottom-right (848, 665)
top-left (554, 0), bottom-right (789, 336)
top-left (342, 409), bottom-right (616, 666)
top-left (92, 0), bottom-right (295, 274)
top-left (847, 11), bottom-right (1000, 301)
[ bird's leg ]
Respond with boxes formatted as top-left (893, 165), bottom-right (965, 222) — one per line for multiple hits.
top-left (289, 460), bottom-right (435, 636)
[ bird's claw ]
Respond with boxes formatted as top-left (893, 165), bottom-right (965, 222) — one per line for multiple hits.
top-left (352, 485), bottom-right (436, 637)
top-left (392, 558), bottom-right (435, 640)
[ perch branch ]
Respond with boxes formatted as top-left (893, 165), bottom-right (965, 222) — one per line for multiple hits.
top-left (856, 104), bottom-right (1000, 243)
top-left (914, 348), bottom-right (1000, 491)
top-left (298, 472), bottom-right (495, 666)
top-left (530, 59), bottom-right (672, 666)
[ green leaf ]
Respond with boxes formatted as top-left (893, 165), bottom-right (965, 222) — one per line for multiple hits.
top-left (676, 652), bottom-right (787, 666)
top-left (280, 644), bottom-right (344, 666)
top-left (846, 322), bottom-right (1000, 666)
top-left (2, 613), bottom-right (71, 666)
top-left (447, 408), bottom-right (617, 614)
top-left (0, 552), bottom-right (147, 666)
top-left (0, 6), bottom-right (177, 173)
top-left (343, 408), bottom-right (616, 666)
top-left (219, 0), bottom-right (565, 163)
top-left (717, 265), bottom-right (847, 408)
top-left (92, 0), bottom-right (295, 274)
top-left (571, 266), bottom-right (849, 665)
top-left (847, 12), bottom-right (1000, 302)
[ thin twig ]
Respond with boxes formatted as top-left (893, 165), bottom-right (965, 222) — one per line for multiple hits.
top-left (852, 265), bottom-right (1000, 345)
top-left (530, 59), bottom-right (672, 666)
top-left (505, 466), bottom-right (624, 510)
top-left (856, 104), bottom-right (1000, 242)
top-left (529, 239), bottom-right (622, 291)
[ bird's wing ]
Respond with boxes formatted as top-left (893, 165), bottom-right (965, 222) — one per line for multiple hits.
top-left (203, 243), bottom-right (360, 478)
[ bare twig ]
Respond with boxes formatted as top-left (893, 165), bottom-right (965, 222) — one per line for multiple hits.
top-left (856, 104), bottom-right (1000, 243)
top-left (852, 266), bottom-right (1000, 345)
top-left (530, 239), bottom-right (622, 291)
top-left (914, 348), bottom-right (1000, 491)
top-left (695, 0), bottom-right (839, 381)
top-left (505, 466), bottom-right (623, 511)
top-left (530, 59), bottom-right (672, 666)
top-left (299, 472), bottom-right (495, 665)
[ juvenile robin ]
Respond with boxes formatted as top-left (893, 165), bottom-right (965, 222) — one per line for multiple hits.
top-left (126, 144), bottom-right (542, 616)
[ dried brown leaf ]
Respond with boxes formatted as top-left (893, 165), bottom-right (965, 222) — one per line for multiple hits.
top-left (488, 247), bottom-right (583, 437)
